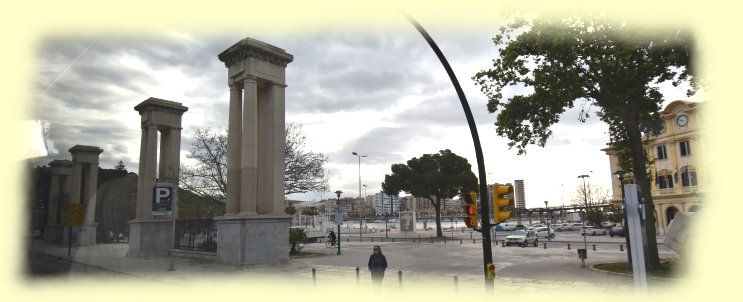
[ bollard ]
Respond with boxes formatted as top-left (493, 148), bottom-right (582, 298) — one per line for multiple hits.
top-left (502, 241), bottom-right (505, 247)
top-left (347, 238), bottom-right (349, 243)
top-left (431, 236), bottom-right (434, 243)
top-left (312, 268), bottom-right (316, 287)
top-left (444, 239), bottom-right (447, 244)
top-left (473, 239), bottom-right (476, 244)
top-left (620, 244), bottom-right (624, 251)
top-left (460, 239), bottom-right (463, 244)
top-left (392, 238), bottom-right (395, 243)
top-left (453, 275), bottom-right (459, 292)
top-left (522, 242), bottom-right (525, 248)
top-left (544, 243), bottom-right (547, 249)
top-left (593, 244), bottom-right (596, 251)
top-left (398, 271), bottom-right (403, 289)
top-left (419, 235), bottom-right (421, 242)
top-left (381, 238), bottom-right (384, 242)
top-left (371, 237), bottom-right (374, 242)
top-left (356, 267), bottom-right (360, 285)
top-left (470, 232), bottom-right (473, 239)
top-left (568, 243), bottom-right (571, 250)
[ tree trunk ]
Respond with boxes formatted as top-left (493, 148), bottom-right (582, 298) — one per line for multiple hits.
top-left (625, 119), bottom-right (661, 271)
top-left (433, 197), bottom-right (443, 238)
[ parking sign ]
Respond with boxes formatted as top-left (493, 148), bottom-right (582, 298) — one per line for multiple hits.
top-left (152, 182), bottom-right (173, 215)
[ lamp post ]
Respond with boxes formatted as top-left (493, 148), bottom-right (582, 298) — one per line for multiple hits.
top-left (578, 174), bottom-right (590, 257)
top-left (362, 184), bottom-right (367, 239)
top-left (352, 152), bottom-right (367, 240)
top-left (614, 170), bottom-right (632, 266)
top-left (334, 190), bottom-right (343, 255)
top-left (544, 200), bottom-right (550, 241)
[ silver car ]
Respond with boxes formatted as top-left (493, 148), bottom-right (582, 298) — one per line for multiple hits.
top-left (505, 230), bottom-right (539, 247)
top-left (534, 227), bottom-right (556, 239)
top-left (580, 226), bottom-right (607, 236)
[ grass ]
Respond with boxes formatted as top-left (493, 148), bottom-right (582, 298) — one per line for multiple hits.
top-left (289, 251), bottom-right (327, 258)
top-left (593, 258), bottom-right (681, 279)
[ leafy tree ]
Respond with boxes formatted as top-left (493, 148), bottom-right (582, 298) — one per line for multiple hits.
top-left (473, 16), bottom-right (696, 271)
top-left (288, 227), bottom-right (308, 255)
top-left (301, 207), bottom-right (319, 227)
top-left (570, 183), bottom-right (610, 207)
top-left (180, 123), bottom-right (330, 201)
top-left (586, 208), bottom-right (606, 227)
top-left (114, 160), bottom-right (126, 172)
top-left (383, 149), bottom-right (477, 237)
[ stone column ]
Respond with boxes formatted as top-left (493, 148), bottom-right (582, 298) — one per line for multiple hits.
top-left (129, 97), bottom-right (188, 258)
top-left (240, 76), bottom-right (258, 215)
top-left (143, 124), bottom-right (158, 219)
top-left (68, 145), bottom-right (103, 246)
top-left (84, 162), bottom-right (99, 224)
top-left (226, 83), bottom-right (242, 215)
top-left (271, 83), bottom-right (287, 214)
top-left (47, 173), bottom-right (60, 225)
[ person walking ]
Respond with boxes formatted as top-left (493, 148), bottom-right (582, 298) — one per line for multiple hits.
top-left (368, 245), bottom-right (387, 287)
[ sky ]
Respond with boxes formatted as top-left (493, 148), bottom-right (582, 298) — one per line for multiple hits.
top-left (24, 13), bottom-right (699, 210)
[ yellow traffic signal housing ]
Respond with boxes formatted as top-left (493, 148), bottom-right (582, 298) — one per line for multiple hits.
top-left (461, 191), bottom-right (478, 229)
top-left (486, 263), bottom-right (496, 279)
top-left (493, 184), bottom-right (515, 224)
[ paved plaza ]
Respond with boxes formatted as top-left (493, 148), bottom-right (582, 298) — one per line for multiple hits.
top-left (21, 227), bottom-right (691, 300)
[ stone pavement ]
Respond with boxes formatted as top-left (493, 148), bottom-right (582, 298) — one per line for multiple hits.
top-left (25, 233), bottom-right (685, 299)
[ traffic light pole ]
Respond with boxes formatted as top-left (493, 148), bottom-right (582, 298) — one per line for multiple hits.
top-left (404, 12), bottom-right (494, 291)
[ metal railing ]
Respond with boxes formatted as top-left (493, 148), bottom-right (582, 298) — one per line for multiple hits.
top-left (175, 218), bottom-right (217, 253)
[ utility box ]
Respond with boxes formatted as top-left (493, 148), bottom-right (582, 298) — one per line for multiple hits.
top-left (577, 248), bottom-right (587, 260)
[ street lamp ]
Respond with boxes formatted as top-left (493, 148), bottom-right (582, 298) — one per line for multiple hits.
top-left (352, 152), bottom-right (367, 240)
top-left (544, 200), bottom-right (550, 241)
top-left (334, 190), bottom-right (343, 255)
top-left (362, 184), bottom-right (367, 238)
top-left (614, 170), bottom-right (632, 266)
top-left (578, 174), bottom-right (590, 264)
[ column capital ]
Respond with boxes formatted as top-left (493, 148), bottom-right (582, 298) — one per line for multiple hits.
top-left (229, 82), bottom-right (242, 90)
top-left (242, 76), bottom-right (258, 84)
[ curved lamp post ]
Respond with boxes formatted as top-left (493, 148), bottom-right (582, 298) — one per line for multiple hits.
top-left (353, 152), bottom-right (367, 240)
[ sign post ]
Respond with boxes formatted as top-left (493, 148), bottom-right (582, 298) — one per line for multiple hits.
top-left (153, 182), bottom-right (177, 271)
top-left (64, 203), bottom-right (86, 256)
top-left (625, 184), bottom-right (647, 294)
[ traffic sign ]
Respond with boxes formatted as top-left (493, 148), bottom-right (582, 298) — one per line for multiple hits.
top-left (152, 182), bottom-right (173, 215)
top-left (64, 203), bottom-right (86, 226)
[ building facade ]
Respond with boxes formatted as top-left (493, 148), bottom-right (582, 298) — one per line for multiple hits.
top-left (603, 100), bottom-right (704, 232)
top-left (373, 192), bottom-right (399, 216)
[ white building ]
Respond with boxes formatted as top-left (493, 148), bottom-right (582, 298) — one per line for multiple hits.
top-left (373, 192), bottom-right (399, 216)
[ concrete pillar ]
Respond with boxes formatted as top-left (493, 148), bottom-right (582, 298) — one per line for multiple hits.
top-left (216, 37), bottom-right (294, 266)
top-left (84, 162), bottom-right (99, 224)
top-left (226, 82), bottom-right (242, 215)
top-left (47, 174), bottom-right (60, 225)
top-left (68, 145), bottom-right (104, 246)
top-left (240, 76), bottom-right (258, 215)
top-left (129, 97), bottom-right (188, 257)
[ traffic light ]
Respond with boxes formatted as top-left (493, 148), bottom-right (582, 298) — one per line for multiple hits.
top-left (486, 263), bottom-right (496, 279)
top-left (461, 191), bottom-right (478, 229)
top-left (493, 184), bottom-right (515, 224)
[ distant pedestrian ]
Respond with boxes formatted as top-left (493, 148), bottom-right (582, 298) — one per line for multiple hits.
top-left (368, 245), bottom-right (387, 287)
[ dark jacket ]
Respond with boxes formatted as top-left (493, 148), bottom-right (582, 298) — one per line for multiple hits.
top-left (368, 253), bottom-right (387, 274)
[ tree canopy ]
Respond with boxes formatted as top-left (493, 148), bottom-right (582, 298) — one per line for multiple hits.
top-left (383, 149), bottom-right (477, 237)
top-left (472, 16), bottom-right (697, 271)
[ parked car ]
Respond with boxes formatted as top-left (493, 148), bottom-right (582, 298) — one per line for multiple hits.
top-left (531, 224), bottom-right (545, 229)
top-left (495, 224), bottom-right (512, 231)
top-left (569, 223), bottom-right (584, 231)
top-left (581, 226), bottom-right (607, 236)
top-left (554, 223), bottom-right (571, 232)
top-left (514, 224), bottom-right (526, 230)
top-left (534, 227), bottom-right (556, 239)
top-left (505, 229), bottom-right (538, 247)
top-left (609, 226), bottom-right (625, 237)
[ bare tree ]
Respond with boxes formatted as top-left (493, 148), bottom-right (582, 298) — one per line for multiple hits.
top-left (180, 123), bottom-right (329, 201)
top-left (570, 183), bottom-right (611, 207)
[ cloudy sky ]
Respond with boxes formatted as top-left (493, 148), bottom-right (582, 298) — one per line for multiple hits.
top-left (26, 9), bottom-right (697, 210)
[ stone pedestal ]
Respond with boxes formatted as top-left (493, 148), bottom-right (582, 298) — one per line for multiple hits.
top-left (126, 219), bottom-right (173, 258)
top-left (215, 215), bottom-right (291, 266)
top-left (61, 224), bottom-right (97, 246)
top-left (43, 224), bottom-right (65, 244)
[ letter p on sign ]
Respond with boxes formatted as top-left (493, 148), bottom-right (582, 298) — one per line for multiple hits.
top-left (152, 182), bottom-right (173, 215)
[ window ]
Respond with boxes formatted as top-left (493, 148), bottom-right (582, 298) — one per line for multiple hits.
top-left (656, 145), bottom-right (667, 160)
top-left (681, 169), bottom-right (698, 187)
top-left (680, 140), bottom-right (691, 156)
top-left (657, 172), bottom-right (673, 189)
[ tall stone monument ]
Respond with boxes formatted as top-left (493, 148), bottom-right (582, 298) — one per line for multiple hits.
top-left (43, 159), bottom-right (72, 243)
top-left (66, 145), bottom-right (104, 245)
top-left (127, 97), bottom-right (188, 257)
top-left (215, 37), bottom-right (293, 265)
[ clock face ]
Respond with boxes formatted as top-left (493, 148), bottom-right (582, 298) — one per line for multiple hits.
top-left (676, 115), bottom-right (688, 127)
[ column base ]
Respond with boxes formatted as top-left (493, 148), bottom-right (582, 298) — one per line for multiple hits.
top-left (126, 218), bottom-right (173, 258)
top-left (214, 214), bottom-right (291, 266)
top-left (43, 225), bottom-right (65, 244)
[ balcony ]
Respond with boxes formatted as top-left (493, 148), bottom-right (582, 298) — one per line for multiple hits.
top-left (652, 186), bottom-right (699, 196)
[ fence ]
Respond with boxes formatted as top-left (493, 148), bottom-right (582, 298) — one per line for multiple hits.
top-left (175, 218), bottom-right (217, 253)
